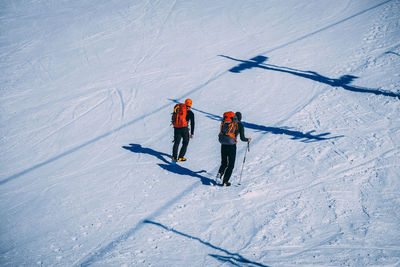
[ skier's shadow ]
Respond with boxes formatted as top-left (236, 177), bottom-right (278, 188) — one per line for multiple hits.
top-left (144, 220), bottom-right (270, 267)
top-left (220, 55), bottom-right (400, 99)
top-left (169, 99), bottom-right (342, 142)
top-left (122, 144), bottom-right (215, 185)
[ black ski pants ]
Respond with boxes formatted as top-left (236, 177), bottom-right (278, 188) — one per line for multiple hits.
top-left (172, 127), bottom-right (190, 159)
top-left (218, 144), bottom-right (237, 183)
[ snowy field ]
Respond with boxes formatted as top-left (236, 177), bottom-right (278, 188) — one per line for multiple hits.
top-left (1, 0), bottom-right (400, 266)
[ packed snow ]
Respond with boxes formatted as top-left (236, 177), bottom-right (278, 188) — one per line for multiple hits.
top-left (1, 0), bottom-right (400, 266)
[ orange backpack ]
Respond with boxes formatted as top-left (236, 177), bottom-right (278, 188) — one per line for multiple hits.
top-left (218, 111), bottom-right (238, 145)
top-left (171, 103), bottom-right (188, 128)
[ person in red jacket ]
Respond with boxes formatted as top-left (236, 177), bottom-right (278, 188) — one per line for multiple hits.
top-left (172, 99), bottom-right (195, 162)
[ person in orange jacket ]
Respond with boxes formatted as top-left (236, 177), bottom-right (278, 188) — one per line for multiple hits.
top-left (172, 99), bottom-right (195, 162)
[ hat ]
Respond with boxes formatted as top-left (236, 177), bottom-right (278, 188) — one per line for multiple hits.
top-left (185, 98), bottom-right (192, 107)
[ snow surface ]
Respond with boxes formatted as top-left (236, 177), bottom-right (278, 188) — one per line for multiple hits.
top-left (1, 0), bottom-right (400, 266)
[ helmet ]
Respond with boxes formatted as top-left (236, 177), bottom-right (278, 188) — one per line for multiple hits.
top-left (185, 98), bottom-right (192, 107)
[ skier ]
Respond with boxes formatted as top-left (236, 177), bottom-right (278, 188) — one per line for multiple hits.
top-left (171, 98), bottom-right (195, 162)
top-left (217, 111), bottom-right (251, 186)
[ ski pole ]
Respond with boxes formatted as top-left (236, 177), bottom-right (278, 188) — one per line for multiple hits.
top-left (238, 141), bottom-right (250, 185)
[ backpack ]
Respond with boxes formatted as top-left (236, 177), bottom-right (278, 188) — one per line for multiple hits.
top-left (171, 103), bottom-right (188, 128)
top-left (218, 111), bottom-right (238, 145)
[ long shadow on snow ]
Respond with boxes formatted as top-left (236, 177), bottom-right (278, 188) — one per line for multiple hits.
top-left (144, 220), bottom-right (270, 267)
top-left (220, 55), bottom-right (400, 99)
top-left (122, 144), bottom-right (215, 186)
top-left (170, 99), bottom-right (342, 143)
top-left (385, 51), bottom-right (400, 57)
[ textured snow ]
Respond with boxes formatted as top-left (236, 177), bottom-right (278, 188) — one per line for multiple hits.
top-left (1, 0), bottom-right (400, 266)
